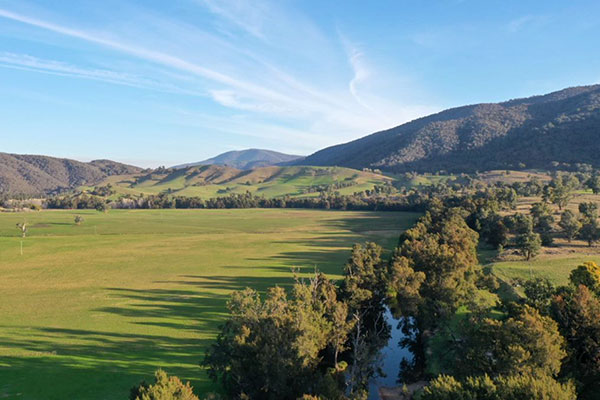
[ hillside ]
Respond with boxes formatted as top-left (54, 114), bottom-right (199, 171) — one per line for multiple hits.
top-left (173, 149), bottom-right (304, 170)
top-left (0, 153), bottom-right (142, 195)
top-left (299, 85), bottom-right (600, 172)
top-left (102, 165), bottom-right (391, 199)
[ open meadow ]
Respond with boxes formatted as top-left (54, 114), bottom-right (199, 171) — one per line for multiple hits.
top-left (0, 209), bottom-right (418, 399)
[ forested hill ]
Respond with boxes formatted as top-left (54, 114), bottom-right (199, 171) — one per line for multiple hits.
top-left (0, 153), bottom-right (142, 195)
top-left (298, 84), bottom-right (600, 172)
top-left (173, 149), bottom-right (304, 170)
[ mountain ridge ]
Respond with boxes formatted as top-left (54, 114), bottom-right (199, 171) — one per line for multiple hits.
top-left (297, 84), bottom-right (600, 172)
top-left (0, 153), bottom-right (142, 195)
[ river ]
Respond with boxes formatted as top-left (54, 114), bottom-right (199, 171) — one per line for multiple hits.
top-left (368, 308), bottom-right (414, 399)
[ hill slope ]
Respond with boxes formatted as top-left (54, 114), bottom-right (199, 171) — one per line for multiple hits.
top-left (299, 85), bottom-right (600, 172)
top-left (174, 149), bottom-right (303, 170)
top-left (104, 165), bottom-right (391, 199)
top-left (0, 153), bottom-right (142, 195)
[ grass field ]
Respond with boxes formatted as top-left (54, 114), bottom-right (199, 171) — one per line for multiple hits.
top-left (489, 251), bottom-right (600, 290)
top-left (0, 209), bottom-right (418, 399)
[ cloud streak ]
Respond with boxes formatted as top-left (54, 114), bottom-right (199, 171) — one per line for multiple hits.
top-left (0, 8), bottom-right (293, 104)
top-left (507, 15), bottom-right (550, 33)
top-left (0, 3), bottom-right (435, 155)
top-left (0, 52), bottom-right (207, 96)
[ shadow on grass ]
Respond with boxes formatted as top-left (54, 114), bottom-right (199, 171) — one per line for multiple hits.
top-left (0, 211), bottom-right (416, 399)
top-left (0, 323), bottom-right (214, 400)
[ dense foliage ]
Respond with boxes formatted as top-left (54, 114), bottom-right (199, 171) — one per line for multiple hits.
top-left (454, 306), bottom-right (566, 378)
top-left (421, 374), bottom-right (576, 400)
top-left (204, 274), bottom-right (352, 400)
top-left (130, 370), bottom-right (199, 400)
top-left (393, 207), bottom-right (479, 322)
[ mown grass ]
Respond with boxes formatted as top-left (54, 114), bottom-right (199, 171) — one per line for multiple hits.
top-left (0, 209), bottom-right (418, 399)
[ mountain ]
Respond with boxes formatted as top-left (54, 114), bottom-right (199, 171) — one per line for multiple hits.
top-left (298, 85), bottom-right (600, 172)
top-left (173, 149), bottom-right (304, 170)
top-left (0, 153), bottom-right (142, 195)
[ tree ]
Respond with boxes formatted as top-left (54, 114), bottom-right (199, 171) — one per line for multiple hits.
top-left (530, 202), bottom-right (553, 224)
top-left (579, 218), bottom-right (600, 247)
top-left (396, 209), bottom-right (479, 323)
top-left (130, 369), bottom-right (199, 400)
top-left (475, 212), bottom-right (508, 249)
top-left (542, 185), bottom-right (553, 204)
top-left (16, 222), bottom-right (27, 238)
top-left (530, 202), bottom-right (555, 245)
top-left (455, 306), bottom-right (566, 378)
top-left (558, 210), bottom-right (581, 242)
top-left (74, 215), bottom-right (84, 225)
top-left (569, 261), bottom-right (600, 293)
top-left (515, 231), bottom-right (542, 260)
top-left (549, 181), bottom-right (571, 210)
top-left (579, 202), bottom-right (599, 220)
top-left (512, 213), bottom-right (533, 235)
top-left (340, 242), bottom-right (388, 316)
top-left (387, 255), bottom-right (425, 317)
top-left (421, 374), bottom-right (575, 400)
top-left (586, 175), bottom-right (600, 194)
top-left (551, 284), bottom-right (600, 399)
top-left (204, 272), bottom-right (351, 400)
top-left (523, 277), bottom-right (555, 311)
top-left (96, 202), bottom-right (108, 213)
top-left (328, 301), bottom-right (355, 367)
top-left (485, 217), bottom-right (509, 249)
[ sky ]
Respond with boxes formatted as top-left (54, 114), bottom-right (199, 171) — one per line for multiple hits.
top-left (1, 0), bottom-right (599, 167)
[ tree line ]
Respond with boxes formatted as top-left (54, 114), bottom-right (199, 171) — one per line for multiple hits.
top-left (43, 191), bottom-right (429, 212)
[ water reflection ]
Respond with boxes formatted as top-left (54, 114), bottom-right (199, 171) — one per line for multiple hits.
top-left (367, 308), bottom-right (414, 400)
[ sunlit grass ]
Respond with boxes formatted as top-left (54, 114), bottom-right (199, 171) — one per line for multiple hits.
top-left (0, 209), bottom-right (417, 399)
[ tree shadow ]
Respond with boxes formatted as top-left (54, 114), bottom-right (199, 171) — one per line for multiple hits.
top-left (0, 211), bottom-right (416, 399)
top-left (0, 324), bottom-right (214, 399)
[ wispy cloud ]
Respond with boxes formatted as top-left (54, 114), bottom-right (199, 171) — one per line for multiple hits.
top-left (0, 8), bottom-right (290, 103)
top-left (162, 104), bottom-right (332, 151)
top-left (0, 3), bottom-right (435, 153)
top-left (0, 52), bottom-right (205, 96)
top-left (199, 0), bottom-right (270, 39)
top-left (507, 15), bottom-right (550, 33)
top-left (345, 44), bottom-right (374, 111)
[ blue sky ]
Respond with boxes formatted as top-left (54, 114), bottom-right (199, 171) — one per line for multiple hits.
top-left (1, 0), bottom-right (599, 167)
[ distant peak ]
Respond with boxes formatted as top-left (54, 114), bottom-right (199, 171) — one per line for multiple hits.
top-left (172, 149), bottom-right (304, 170)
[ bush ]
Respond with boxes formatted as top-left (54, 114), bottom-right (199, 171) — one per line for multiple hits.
top-left (421, 374), bottom-right (575, 400)
top-left (130, 369), bottom-right (199, 400)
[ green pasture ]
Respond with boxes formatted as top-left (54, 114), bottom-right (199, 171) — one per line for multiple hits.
top-left (489, 255), bottom-right (598, 289)
top-left (97, 166), bottom-right (390, 199)
top-left (0, 209), bottom-right (418, 399)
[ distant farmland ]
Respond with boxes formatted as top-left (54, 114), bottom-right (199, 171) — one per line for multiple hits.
top-left (89, 165), bottom-right (393, 199)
